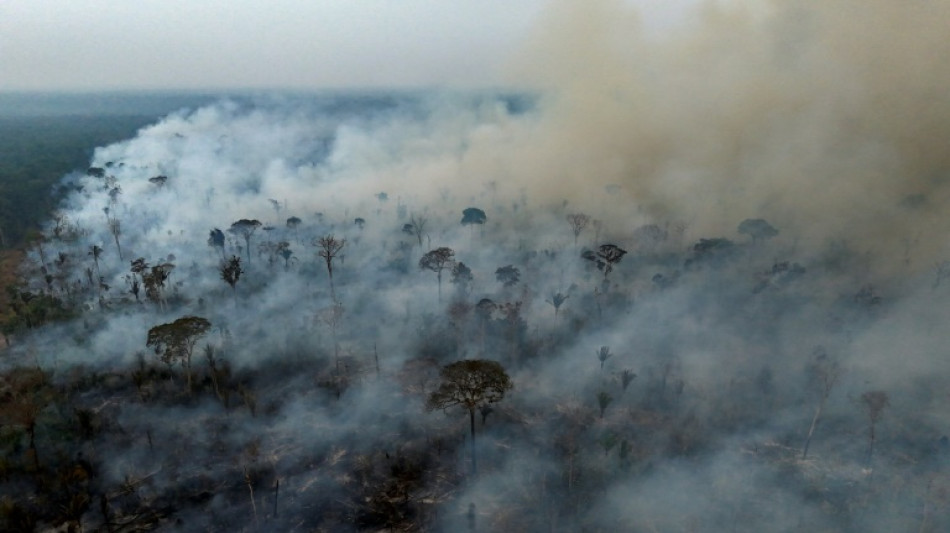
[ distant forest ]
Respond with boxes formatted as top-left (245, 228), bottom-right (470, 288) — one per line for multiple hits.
top-left (0, 92), bottom-right (217, 248)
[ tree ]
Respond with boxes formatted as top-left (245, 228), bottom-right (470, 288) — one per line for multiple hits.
top-left (148, 175), bottom-right (168, 188)
top-left (88, 245), bottom-right (103, 299)
top-left (419, 247), bottom-right (455, 302)
top-left (451, 261), bottom-right (474, 295)
top-left (597, 390), bottom-right (613, 419)
top-left (801, 347), bottom-right (839, 459)
top-left (619, 369), bottom-right (636, 393)
top-left (737, 218), bottom-right (778, 244)
top-left (861, 390), bottom-right (889, 466)
top-left (461, 207), bottom-right (487, 239)
top-left (108, 217), bottom-right (123, 261)
top-left (286, 216), bottom-right (302, 244)
top-left (596, 346), bottom-right (613, 369)
top-left (426, 359), bottom-right (513, 474)
top-left (229, 219), bottom-right (262, 265)
top-left (146, 316), bottom-right (211, 394)
top-left (220, 255), bottom-right (243, 294)
top-left (566, 213), bottom-right (590, 246)
top-left (582, 244), bottom-right (627, 280)
top-left (404, 214), bottom-right (428, 248)
top-left (546, 292), bottom-right (569, 320)
top-left (208, 228), bottom-right (226, 259)
top-left (495, 265), bottom-right (520, 288)
top-left (315, 234), bottom-right (345, 301)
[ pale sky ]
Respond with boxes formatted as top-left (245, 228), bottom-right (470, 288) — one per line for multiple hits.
top-left (0, 0), bottom-right (697, 92)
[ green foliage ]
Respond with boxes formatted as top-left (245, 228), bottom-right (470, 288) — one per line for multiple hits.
top-left (0, 114), bottom-right (173, 248)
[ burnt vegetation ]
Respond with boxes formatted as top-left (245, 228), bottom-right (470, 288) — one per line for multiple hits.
top-left (1, 90), bottom-right (949, 532)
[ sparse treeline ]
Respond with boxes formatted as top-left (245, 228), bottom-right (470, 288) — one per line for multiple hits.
top-left (1, 95), bottom-right (949, 532)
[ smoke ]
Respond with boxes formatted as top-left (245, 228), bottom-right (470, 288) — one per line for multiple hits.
top-left (505, 0), bottom-right (950, 273)
top-left (4, 2), bottom-right (950, 531)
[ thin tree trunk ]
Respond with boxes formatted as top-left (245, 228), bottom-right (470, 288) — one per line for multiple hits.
top-left (469, 408), bottom-right (477, 475)
top-left (802, 400), bottom-right (825, 459)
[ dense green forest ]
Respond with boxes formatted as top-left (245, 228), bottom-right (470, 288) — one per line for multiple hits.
top-left (0, 92), bottom-right (217, 248)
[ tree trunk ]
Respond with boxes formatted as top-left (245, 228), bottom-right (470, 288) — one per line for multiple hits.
top-left (469, 407), bottom-right (477, 475)
top-left (802, 400), bottom-right (825, 459)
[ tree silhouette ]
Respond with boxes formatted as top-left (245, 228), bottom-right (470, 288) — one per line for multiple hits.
top-left (208, 228), bottom-right (226, 260)
top-left (315, 234), bottom-right (345, 301)
top-left (461, 207), bottom-right (487, 240)
top-left (146, 315), bottom-right (211, 394)
top-left (582, 244), bottom-right (627, 279)
top-left (419, 247), bottom-right (455, 301)
top-left (737, 218), bottom-right (778, 244)
top-left (596, 346), bottom-right (613, 369)
top-left (286, 216), bottom-right (302, 244)
top-left (495, 265), bottom-right (520, 288)
top-left (802, 347), bottom-right (839, 459)
top-left (229, 219), bottom-right (262, 265)
top-left (426, 359), bottom-right (513, 474)
top-left (597, 390), bottom-right (613, 418)
top-left (546, 292), bottom-right (569, 320)
top-left (451, 261), bottom-right (474, 295)
top-left (861, 390), bottom-right (889, 466)
top-left (566, 213), bottom-right (590, 246)
top-left (404, 214), bottom-right (428, 248)
top-left (220, 255), bottom-right (243, 295)
top-left (108, 217), bottom-right (123, 261)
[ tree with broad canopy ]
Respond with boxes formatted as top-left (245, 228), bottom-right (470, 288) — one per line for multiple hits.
top-left (426, 359), bottom-right (513, 474)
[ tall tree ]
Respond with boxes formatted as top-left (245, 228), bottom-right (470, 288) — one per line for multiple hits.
top-left (419, 247), bottom-right (455, 302)
top-left (146, 316), bottom-right (212, 394)
top-left (426, 359), bottom-right (513, 474)
top-left (315, 234), bottom-right (345, 301)
top-left (461, 207), bottom-right (487, 241)
top-left (229, 219), bottom-right (262, 265)
top-left (404, 214), bottom-right (428, 248)
top-left (566, 213), bottom-right (590, 246)
top-left (208, 228), bottom-right (226, 260)
top-left (220, 255), bottom-right (243, 295)
top-left (861, 390), bottom-right (889, 466)
top-left (286, 216), bottom-right (302, 244)
top-left (801, 347), bottom-right (840, 459)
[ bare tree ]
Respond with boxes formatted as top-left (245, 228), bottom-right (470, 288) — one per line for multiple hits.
top-left (566, 213), bottom-right (590, 246)
top-left (861, 390), bottom-right (889, 466)
top-left (802, 347), bottom-right (840, 459)
top-left (426, 359), bottom-right (513, 474)
top-left (108, 217), bottom-right (123, 260)
top-left (419, 247), bottom-right (455, 302)
top-left (404, 214), bottom-right (428, 248)
top-left (315, 234), bottom-right (345, 301)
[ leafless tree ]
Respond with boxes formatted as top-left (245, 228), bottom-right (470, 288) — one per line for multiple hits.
top-left (802, 347), bottom-right (840, 459)
top-left (314, 234), bottom-right (345, 301)
top-left (566, 213), bottom-right (590, 246)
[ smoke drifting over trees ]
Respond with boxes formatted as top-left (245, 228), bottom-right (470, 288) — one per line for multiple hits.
top-left (3, 1), bottom-right (950, 531)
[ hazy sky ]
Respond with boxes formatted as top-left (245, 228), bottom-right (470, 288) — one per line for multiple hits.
top-left (0, 0), bottom-right (696, 92)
